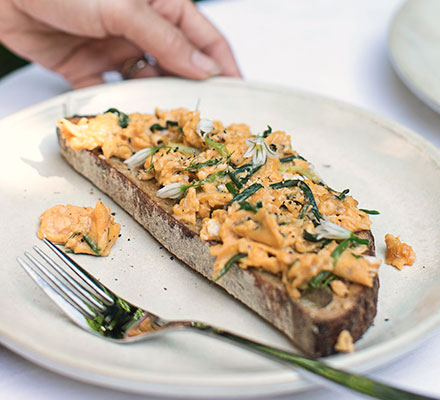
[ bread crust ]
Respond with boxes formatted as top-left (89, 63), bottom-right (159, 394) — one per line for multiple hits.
top-left (57, 124), bottom-right (378, 357)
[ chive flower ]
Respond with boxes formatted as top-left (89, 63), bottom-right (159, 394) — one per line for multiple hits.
top-left (156, 182), bottom-right (188, 199)
top-left (196, 118), bottom-right (214, 138)
top-left (243, 135), bottom-right (278, 167)
top-left (124, 147), bottom-right (157, 168)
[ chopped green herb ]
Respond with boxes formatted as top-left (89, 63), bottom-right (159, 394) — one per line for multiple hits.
top-left (83, 234), bottom-right (100, 255)
top-left (239, 201), bottom-right (263, 213)
top-left (331, 238), bottom-right (350, 265)
top-left (145, 163), bottom-right (155, 172)
top-left (233, 162), bottom-right (253, 174)
top-left (298, 203), bottom-right (311, 219)
top-left (303, 230), bottom-right (321, 242)
top-left (279, 154), bottom-right (307, 163)
top-left (227, 170), bottom-right (243, 189)
top-left (228, 183), bottom-right (263, 205)
top-left (214, 253), bottom-right (247, 281)
top-left (191, 170), bottom-right (228, 190)
top-left (150, 120), bottom-right (179, 132)
top-left (185, 158), bottom-right (222, 171)
top-left (308, 271), bottom-right (336, 289)
top-left (262, 125), bottom-right (272, 138)
top-left (231, 162), bottom-right (263, 185)
top-left (350, 234), bottom-right (370, 246)
top-left (336, 189), bottom-right (350, 201)
top-left (104, 108), bottom-right (130, 128)
top-left (205, 136), bottom-right (228, 157)
top-left (331, 234), bottom-right (370, 265)
top-left (225, 182), bottom-right (238, 196)
top-left (359, 209), bottom-right (380, 215)
top-left (240, 164), bottom-right (263, 184)
top-left (168, 142), bottom-right (200, 155)
top-left (270, 180), bottom-right (322, 221)
top-left (150, 123), bottom-right (163, 132)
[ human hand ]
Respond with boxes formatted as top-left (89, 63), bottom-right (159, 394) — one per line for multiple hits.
top-left (0, 0), bottom-right (241, 88)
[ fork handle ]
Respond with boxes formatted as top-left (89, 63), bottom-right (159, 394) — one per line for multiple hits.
top-left (187, 322), bottom-right (434, 400)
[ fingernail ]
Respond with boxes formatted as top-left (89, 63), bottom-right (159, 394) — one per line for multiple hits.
top-left (192, 50), bottom-right (222, 77)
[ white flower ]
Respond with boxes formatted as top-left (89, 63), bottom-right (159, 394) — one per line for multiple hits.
top-left (243, 135), bottom-right (278, 167)
top-left (196, 118), bottom-right (214, 138)
top-left (315, 217), bottom-right (352, 240)
top-left (124, 147), bottom-right (156, 168)
top-left (156, 183), bottom-right (187, 199)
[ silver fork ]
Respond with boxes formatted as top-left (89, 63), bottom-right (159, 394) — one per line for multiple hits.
top-left (17, 239), bottom-right (434, 400)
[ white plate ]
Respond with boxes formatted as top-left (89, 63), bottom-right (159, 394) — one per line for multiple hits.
top-left (389, 0), bottom-right (440, 113)
top-left (1, 78), bottom-right (440, 398)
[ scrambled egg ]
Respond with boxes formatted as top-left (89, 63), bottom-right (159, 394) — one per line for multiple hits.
top-left (37, 201), bottom-right (120, 256)
top-left (385, 234), bottom-right (416, 270)
top-left (58, 108), bottom-right (388, 298)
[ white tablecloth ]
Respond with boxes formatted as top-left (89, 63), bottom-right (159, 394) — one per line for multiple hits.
top-left (1, 1), bottom-right (439, 399)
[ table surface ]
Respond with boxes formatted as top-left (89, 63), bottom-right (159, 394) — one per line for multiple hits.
top-left (1, 1), bottom-right (439, 399)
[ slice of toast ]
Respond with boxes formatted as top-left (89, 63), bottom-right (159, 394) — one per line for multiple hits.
top-left (57, 119), bottom-right (378, 358)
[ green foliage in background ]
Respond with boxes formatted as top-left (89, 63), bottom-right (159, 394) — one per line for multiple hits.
top-left (0, 43), bottom-right (29, 79)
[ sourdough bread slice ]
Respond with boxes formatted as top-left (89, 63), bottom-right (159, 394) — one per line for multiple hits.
top-left (57, 123), bottom-right (378, 358)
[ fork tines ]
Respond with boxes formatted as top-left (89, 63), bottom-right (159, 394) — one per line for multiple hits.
top-left (17, 239), bottom-right (114, 322)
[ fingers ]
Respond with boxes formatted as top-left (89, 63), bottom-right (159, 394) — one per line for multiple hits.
top-left (100, 0), bottom-right (223, 80)
top-left (151, 0), bottom-right (241, 77)
top-left (53, 37), bottom-right (162, 88)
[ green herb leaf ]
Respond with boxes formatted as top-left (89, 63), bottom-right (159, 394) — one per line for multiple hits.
top-left (279, 154), bottom-right (307, 163)
top-left (185, 158), bottom-right (222, 171)
top-left (240, 164), bottom-right (263, 184)
top-left (331, 238), bottom-right (350, 265)
top-left (228, 183), bottom-right (263, 205)
top-left (359, 208), bottom-right (380, 215)
top-left (166, 120), bottom-right (178, 127)
top-left (308, 271), bottom-right (336, 289)
top-left (303, 230), bottom-right (321, 242)
top-left (350, 234), bottom-right (370, 246)
top-left (191, 170), bottom-right (227, 190)
top-left (150, 120), bottom-right (179, 132)
top-left (105, 108), bottom-right (130, 128)
top-left (262, 125), bottom-right (272, 138)
top-left (214, 253), bottom-right (247, 281)
top-left (233, 162), bottom-right (253, 174)
top-left (225, 182), bottom-right (238, 196)
top-left (239, 201), bottom-right (263, 213)
top-left (270, 180), bottom-right (322, 221)
top-left (168, 142), bottom-right (200, 155)
top-left (231, 163), bottom-right (263, 185)
top-left (336, 189), bottom-right (350, 201)
top-left (330, 234), bottom-right (369, 265)
top-left (83, 234), bottom-right (100, 255)
top-left (205, 136), bottom-right (228, 157)
top-left (227, 170), bottom-right (243, 189)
